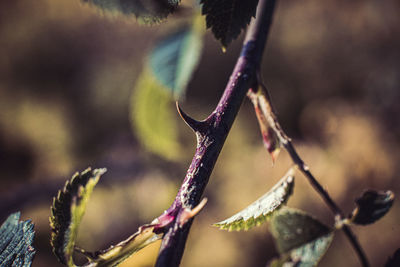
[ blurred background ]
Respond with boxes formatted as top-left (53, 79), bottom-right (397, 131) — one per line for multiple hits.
top-left (0, 0), bottom-right (399, 266)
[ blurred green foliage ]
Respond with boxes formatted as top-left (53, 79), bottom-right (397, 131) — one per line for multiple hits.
top-left (149, 17), bottom-right (204, 99)
top-left (131, 67), bottom-right (182, 161)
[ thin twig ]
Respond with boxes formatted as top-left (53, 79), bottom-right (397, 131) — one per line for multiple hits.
top-left (254, 79), bottom-right (370, 267)
top-left (284, 142), bottom-right (370, 267)
top-left (155, 0), bottom-right (277, 266)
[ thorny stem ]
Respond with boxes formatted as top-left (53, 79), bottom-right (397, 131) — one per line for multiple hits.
top-left (155, 0), bottom-right (369, 265)
top-left (155, 0), bottom-right (277, 266)
top-left (255, 80), bottom-right (370, 267)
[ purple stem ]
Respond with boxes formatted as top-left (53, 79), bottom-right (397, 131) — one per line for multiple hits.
top-left (155, 1), bottom-right (277, 266)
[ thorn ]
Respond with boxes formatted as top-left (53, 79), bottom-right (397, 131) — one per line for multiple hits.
top-left (176, 102), bottom-right (206, 134)
top-left (179, 198), bottom-right (208, 227)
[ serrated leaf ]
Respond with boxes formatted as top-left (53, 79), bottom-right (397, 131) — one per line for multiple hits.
top-left (50, 168), bottom-right (106, 266)
top-left (270, 208), bottom-right (332, 254)
top-left (214, 168), bottom-right (295, 231)
top-left (149, 20), bottom-right (204, 99)
top-left (130, 67), bottom-right (182, 161)
top-left (84, 224), bottom-right (162, 267)
top-left (0, 212), bottom-right (35, 267)
top-left (350, 190), bottom-right (394, 225)
top-left (200, 0), bottom-right (259, 48)
top-left (385, 248), bottom-right (400, 267)
top-left (82, 0), bottom-right (180, 24)
top-left (269, 233), bottom-right (334, 267)
top-left (247, 86), bottom-right (284, 163)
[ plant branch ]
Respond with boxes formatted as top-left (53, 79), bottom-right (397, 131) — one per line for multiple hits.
top-left (155, 0), bottom-right (277, 266)
top-left (284, 141), bottom-right (370, 267)
top-left (253, 80), bottom-right (370, 267)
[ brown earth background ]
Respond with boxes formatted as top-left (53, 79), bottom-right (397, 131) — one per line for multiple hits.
top-left (0, 0), bottom-right (399, 266)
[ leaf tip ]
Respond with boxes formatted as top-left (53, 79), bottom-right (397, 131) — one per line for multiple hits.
top-left (270, 148), bottom-right (281, 164)
top-left (213, 168), bottom-right (295, 232)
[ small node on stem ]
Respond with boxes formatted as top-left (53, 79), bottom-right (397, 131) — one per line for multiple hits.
top-left (334, 215), bottom-right (351, 230)
top-left (179, 198), bottom-right (208, 227)
top-left (302, 163), bottom-right (310, 171)
top-left (153, 212), bottom-right (175, 232)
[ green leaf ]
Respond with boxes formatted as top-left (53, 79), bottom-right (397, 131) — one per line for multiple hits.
top-left (200, 0), bottom-right (259, 48)
top-left (214, 168), bottom-right (295, 231)
top-left (269, 233), bottom-right (334, 267)
top-left (350, 190), bottom-right (394, 225)
top-left (270, 208), bottom-right (332, 254)
top-left (0, 212), bottom-right (35, 267)
top-left (130, 67), bottom-right (182, 161)
top-left (50, 168), bottom-right (167, 267)
top-left (50, 168), bottom-right (106, 266)
top-left (150, 20), bottom-right (204, 99)
top-left (82, 0), bottom-right (180, 24)
top-left (83, 224), bottom-right (162, 267)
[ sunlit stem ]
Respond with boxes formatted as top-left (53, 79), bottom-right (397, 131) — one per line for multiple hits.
top-left (155, 0), bottom-right (277, 266)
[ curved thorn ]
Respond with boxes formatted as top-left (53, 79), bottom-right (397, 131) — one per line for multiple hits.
top-left (176, 102), bottom-right (205, 133)
top-left (179, 198), bottom-right (208, 227)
